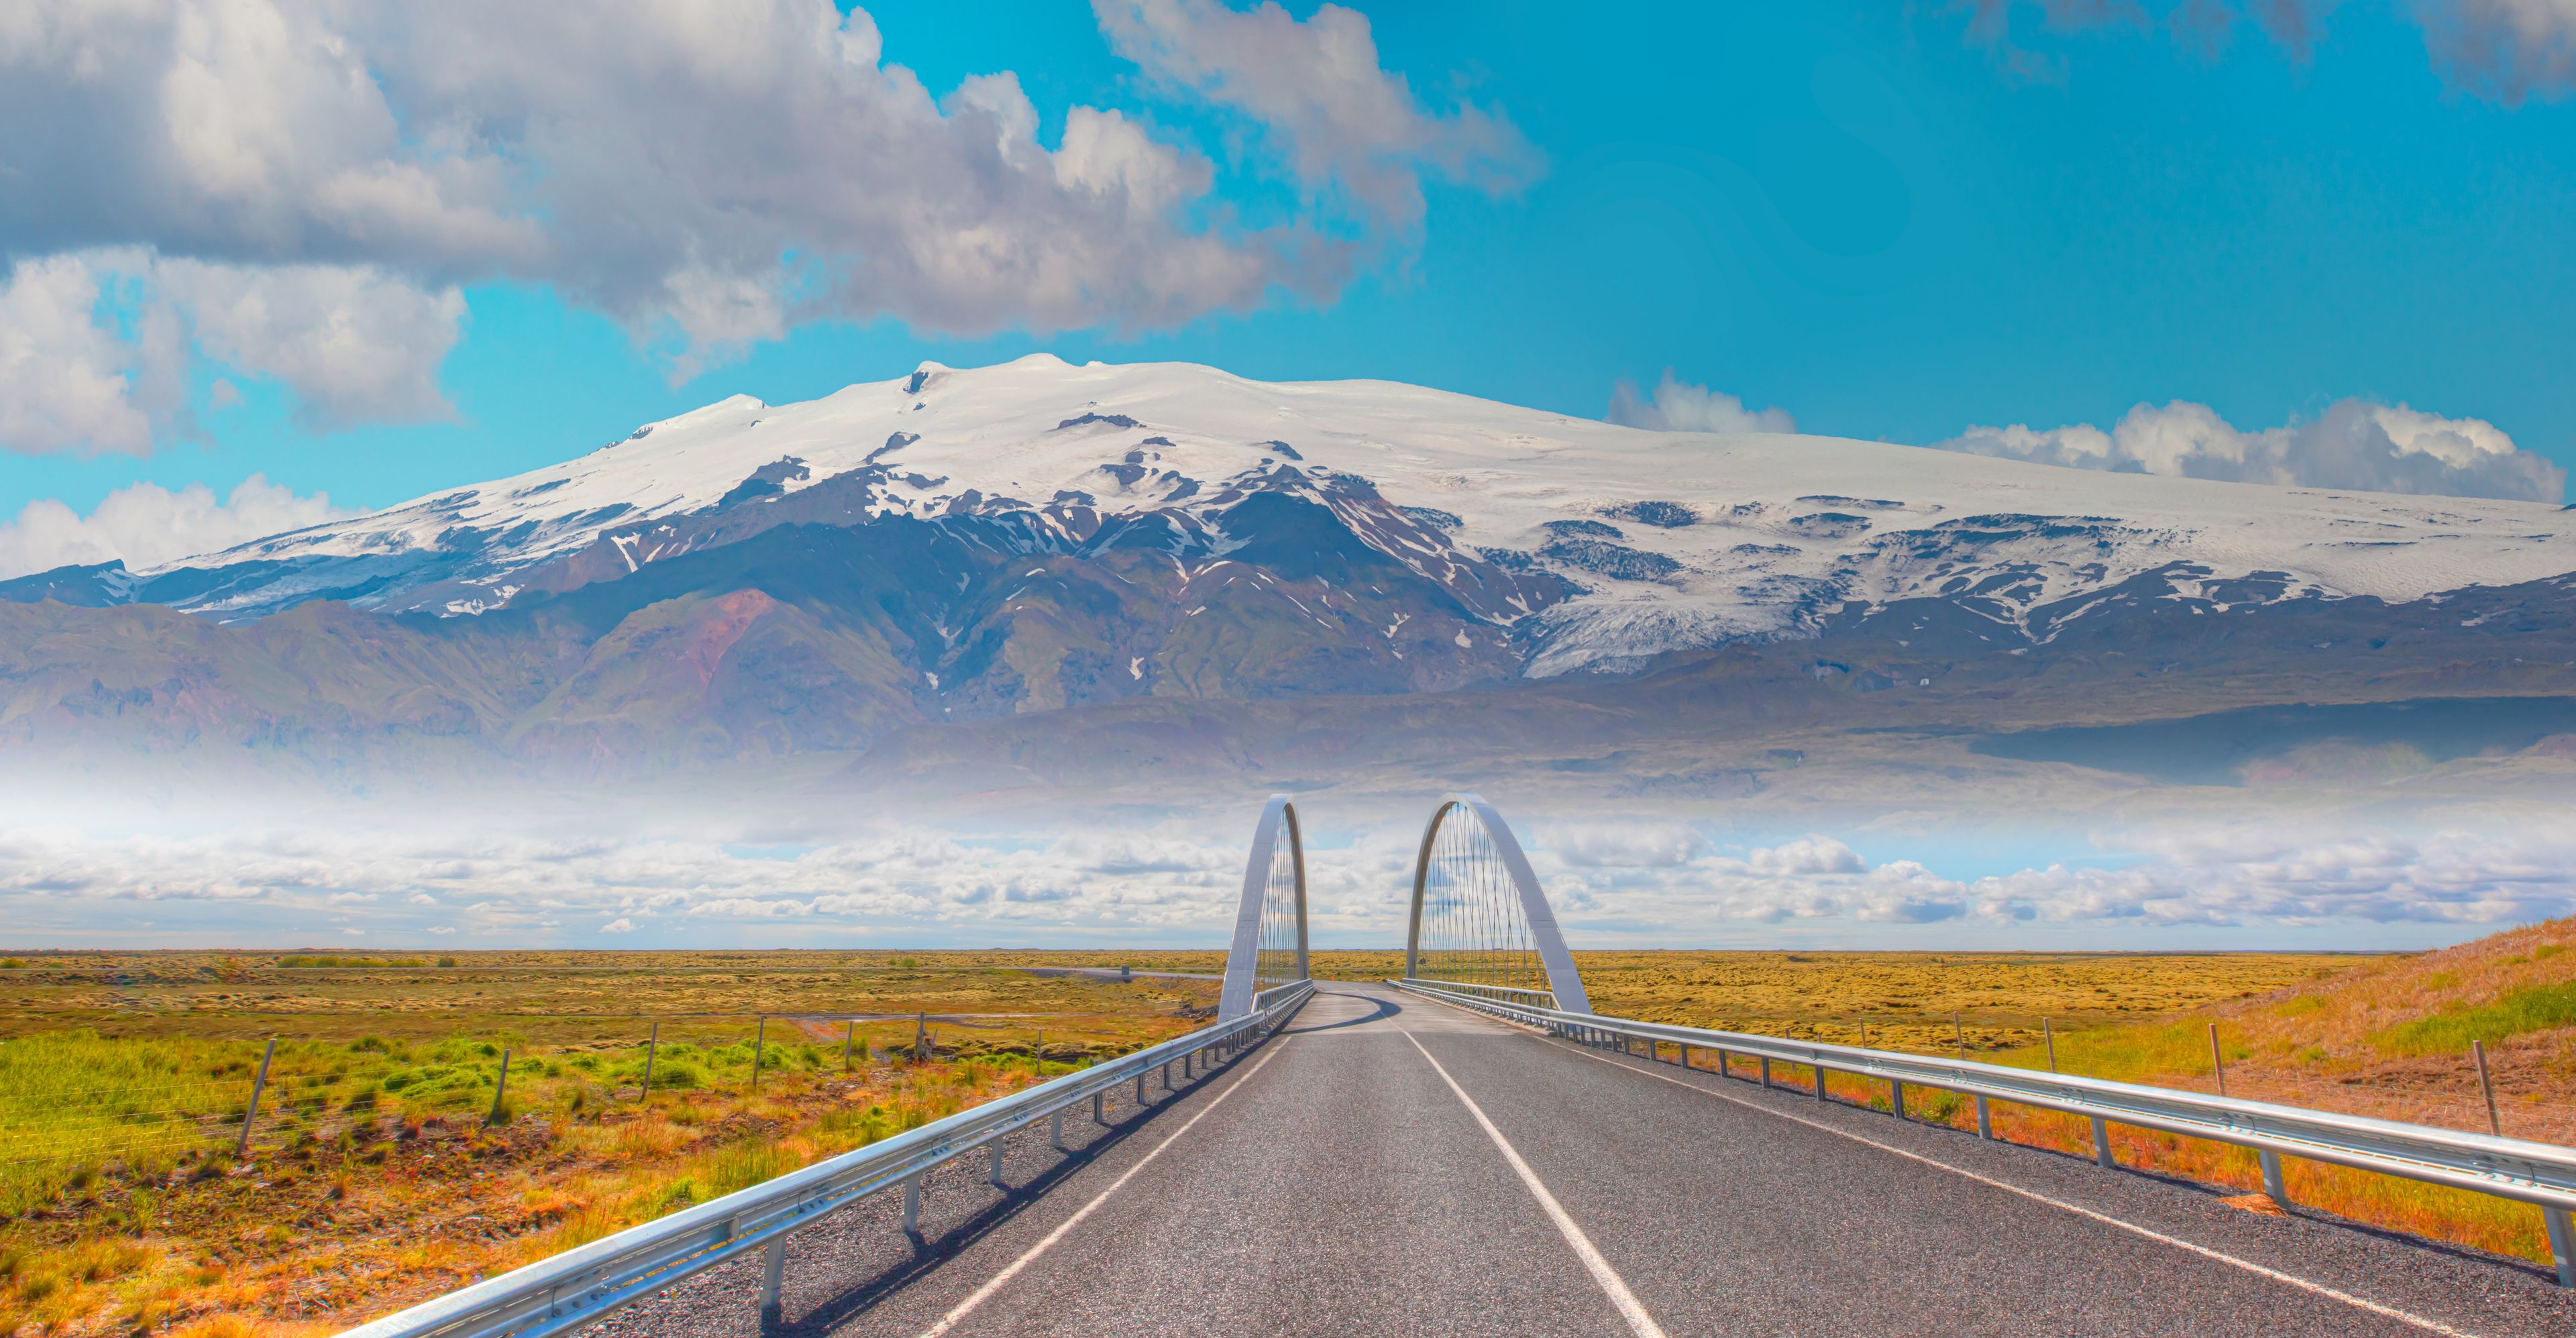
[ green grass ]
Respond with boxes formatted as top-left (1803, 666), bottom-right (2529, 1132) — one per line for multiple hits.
top-left (2377, 980), bottom-right (2576, 1056)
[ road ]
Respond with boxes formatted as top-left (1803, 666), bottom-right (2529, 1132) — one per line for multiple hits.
top-left (602, 983), bottom-right (2576, 1338)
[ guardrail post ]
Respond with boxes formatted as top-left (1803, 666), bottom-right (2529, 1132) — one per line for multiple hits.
top-left (1813, 1062), bottom-right (1827, 1102)
top-left (235, 1037), bottom-right (276, 1158)
top-left (759, 1236), bottom-right (786, 1324)
top-left (1975, 1094), bottom-right (1991, 1138)
top-left (1134, 1072), bottom-right (1146, 1105)
top-left (902, 1174), bottom-right (922, 1237)
top-left (2090, 1117), bottom-right (2115, 1168)
top-left (1050, 1109), bottom-right (1065, 1151)
top-left (1759, 1056), bottom-right (1771, 1089)
top-left (1680, 1044), bottom-right (1692, 1070)
top-left (2259, 1150), bottom-right (2288, 1207)
top-left (2544, 1206), bottom-right (2575, 1287)
top-left (1890, 1078), bottom-right (1906, 1120)
top-left (1093, 1091), bottom-right (1106, 1125)
top-left (988, 1142), bottom-right (1006, 1188)
top-left (1161, 1060), bottom-right (1172, 1091)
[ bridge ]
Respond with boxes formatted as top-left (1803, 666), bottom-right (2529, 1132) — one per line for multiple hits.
top-left (345, 796), bottom-right (2576, 1338)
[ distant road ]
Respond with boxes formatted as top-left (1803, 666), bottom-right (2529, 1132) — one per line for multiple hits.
top-left (604, 983), bottom-right (2573, 1337)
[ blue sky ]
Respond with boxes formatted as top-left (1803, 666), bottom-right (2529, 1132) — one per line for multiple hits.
top-left (3, 1), bottom-right (2573, 555)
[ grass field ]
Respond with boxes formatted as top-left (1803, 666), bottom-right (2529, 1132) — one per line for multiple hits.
top-left (0, 954), bottom-right (1215, 1338)
top-left (5, 938), bottom-right (2571, 1335)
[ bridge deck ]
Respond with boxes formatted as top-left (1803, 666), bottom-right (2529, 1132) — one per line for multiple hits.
top-left (598, 984), bottom-right (2575, 1338)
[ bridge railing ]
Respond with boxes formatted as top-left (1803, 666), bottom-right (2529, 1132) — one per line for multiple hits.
top-left (1391, 977), bottom-right (2576, 1286)
top-left (339, 979), bottom-right (1313, 1338)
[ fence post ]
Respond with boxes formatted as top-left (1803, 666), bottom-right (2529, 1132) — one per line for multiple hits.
top-left (914, 1011), bottom-right (928, 1062)
top-left (2543, 1205), bottom-right (2575, 1288)
top-left (641, 1021), bottom-right (659, 1097)
top-left (1954, 1013), bottom-right (1965, 1059)
top-left (2259, 1150), bottom-right (2288, 1207)
top-left (751, 1016), bottom-right (765, 1093)
top-left (489, 1049), bottom-right (513, 1125)
top-left (235, 1037), bottom-right (276, 1158)
top-left (759, 1236), bottom-right (787, 1323)
top-left (2090, 1117), bottom-right (2114, 1168)
top-left (2473, 1041), bottom-right (2501, 1137)
top-left (2043, 1018), bottom-right (2057, 1073)
top-left (843, 1021), bottom-right (855, 1073)
top-left (2209, 1022), bottom-right (2228, 1097)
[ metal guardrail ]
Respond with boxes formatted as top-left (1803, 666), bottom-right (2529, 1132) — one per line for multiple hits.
top-left (339, 979), bottom-right (1313, 1338)
top-left (1393, 977), bottom-right (2576, 1285)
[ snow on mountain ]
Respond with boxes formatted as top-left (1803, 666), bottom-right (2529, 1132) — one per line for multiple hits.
top-left (94, 353), bottom-right (2576, 675)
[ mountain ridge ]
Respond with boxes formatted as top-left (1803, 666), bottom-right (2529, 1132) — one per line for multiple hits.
top-left (11, 355), bottom-right (2574, 679)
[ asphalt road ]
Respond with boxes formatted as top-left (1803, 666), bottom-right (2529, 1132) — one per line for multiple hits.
top-left (604, 983), bottom-right (2576, 1338)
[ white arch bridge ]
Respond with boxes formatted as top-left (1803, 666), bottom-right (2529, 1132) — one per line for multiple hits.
top-left (343, 796), bottom-right (2576, 1338)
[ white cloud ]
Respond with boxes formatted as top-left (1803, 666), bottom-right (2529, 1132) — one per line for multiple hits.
top-left (0, 253), bottom-right (178, 455)
top-left (1093, 0), bottom-right (1542, 230)
top-left (2416, 0), bottom-right (2576, 101)
top-left (0, 473), bottom-right (352, 580)
top-left (1950, 1), bottom-right (2576, 100)
top-left (599, 917), bottom-right (636, 934)
top-left (152, 260), bottom-right (464, 431)
top-left (0, 250), bottom-right (464, 454)
top-left (5, 0), bottom-right (1513, 443)
top-left (1931, 398), bottom-right (2565, 502)
top-left (1606, 371), bottom-right (1799, 435)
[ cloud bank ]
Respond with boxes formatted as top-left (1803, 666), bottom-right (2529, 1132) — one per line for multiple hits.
top-left (0, 0), bottom-right (1530, 455)
top-left (5, 816), bottom-right (2567, 947)
top-left (0, 473), bottom-right (352, 581)
top-left (1930, 398), bottom-right (2567, 502)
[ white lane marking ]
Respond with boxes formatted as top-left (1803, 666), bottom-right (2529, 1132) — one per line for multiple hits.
top-left (1557, 1040), bottom-right (2483, 1338)
top-left (916, 1038), bottom-right (1293, 1338)
top-left (1402, 1029), bottom-right (1671, 1338)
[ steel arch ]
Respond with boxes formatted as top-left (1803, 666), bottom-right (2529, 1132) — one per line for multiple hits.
top-left (1218, 793), bottom-right (1309, 1020)
top-left (1402, 793), bottom-right (1591, 1015)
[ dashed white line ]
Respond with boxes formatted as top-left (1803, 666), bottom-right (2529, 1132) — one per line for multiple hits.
top-left (914, 1038), bottom-right (1293, 1338)
top-left (1554, 1038), bottom-right (2482, 1338)
top-left (1403, 1029), bottom-right (1671, 1338)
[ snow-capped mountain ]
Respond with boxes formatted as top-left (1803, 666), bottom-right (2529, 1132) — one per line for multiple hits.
top-left (24, 354), bottom-right (2576, 679)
